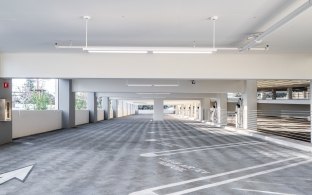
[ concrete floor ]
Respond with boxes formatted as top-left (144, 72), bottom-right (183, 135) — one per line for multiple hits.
top-left (0, 115), bottom-right (311, 195)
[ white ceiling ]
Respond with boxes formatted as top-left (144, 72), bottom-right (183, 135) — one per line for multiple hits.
top-left (0, 0), bottom-right (311, 53)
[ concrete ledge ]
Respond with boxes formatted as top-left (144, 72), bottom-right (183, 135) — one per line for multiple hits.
top-left (224, 126), bottom-right (312, 153)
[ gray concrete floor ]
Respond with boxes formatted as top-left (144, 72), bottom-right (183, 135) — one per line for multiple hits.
top-left (0, 115), bottom-right (311, 195)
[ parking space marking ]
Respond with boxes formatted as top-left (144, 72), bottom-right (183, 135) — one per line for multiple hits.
top-left (232, 188), bottom-right (296, 195)
top-left (129, 157), bottom-right (301, 195)
top-left (140, 141), bottom-right (265, 157)
top-left (165, 159), bottom-right (312, 195)
top-left (156, 142), bottom-right (184, 148)
top-left (145, 133), bottom-right (238, 142)
top-left (245, 180), bottom-right (312, 189)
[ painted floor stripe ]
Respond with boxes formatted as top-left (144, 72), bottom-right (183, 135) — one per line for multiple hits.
top-left (153, 141), bottom-right (261, 154)
top-left (129, 157), bottom-right (300, 195)
top-left (232, 188), bottom-right (296, 195)
top-left (147, 134), bottom-right (232, 142)
top-left (140, 141), bottom-right (265, 157)
top-left (166, 159), bottom-right (312, 195)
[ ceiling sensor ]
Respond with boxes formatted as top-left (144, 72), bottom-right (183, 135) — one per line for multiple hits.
top-left (209, 16), bottom-right (218, 21)
top-left (83, 16), bottom-right (91, 20)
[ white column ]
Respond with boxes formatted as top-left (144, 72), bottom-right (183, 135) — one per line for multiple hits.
top-left (202, 98), bottom-right (211, 122)
top-left (310, 81), bottom-right (312, 143)
top-left (153, 99), bottom-right (164, 121)
top-left (101, 97), bottom-right (110, 120)
top-left (59, 79), bottom-right (75, 128)
top-left (199, 101), bottom-right (203, 121)
top-left (111, 99), bottom-right (118, 118)
top-left (242, 80), bottom-right (257, 130)
top-left (287, 88), bottom-right (293, 100)
top-left (87, 92), bottom-right (97, 123)
top-left (217, 93), bottom-right (228, 126)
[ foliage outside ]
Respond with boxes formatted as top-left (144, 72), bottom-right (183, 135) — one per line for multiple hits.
top-left (75, 92), bottom-right (87, 110)
top-left (13, 79), bottom-right (56, 110)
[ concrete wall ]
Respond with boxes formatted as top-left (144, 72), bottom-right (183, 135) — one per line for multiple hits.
top-left (75, 110), bottom-right (89, 125)
top-left (138, 110), bottom-right (175, 115)
top-left (0, 78), bottom-right (12, 144)
top-left (1, 53), bottom-right (312, 79)
top-left (229, 102), bottom-right (310, 119)
top-left (97, 109), bottom-right (104, 121)
top-left (12, 110), bottom-right (62, 138)
top-left (258, 103), bottom-right (310, 118)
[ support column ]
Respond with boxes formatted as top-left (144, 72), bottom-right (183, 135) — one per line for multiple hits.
top-left (202, 98), bottom-right (210, 122)
top-left (112, 99), bottom-right (118, 118)
top-left (260, 92), bottom-right (266, 100)
top-left (272, 89), bottom-right (277, 100)
top-left (87, 92), bottom-right (97, 123)
top-left (101, 97), bottom-right (110, 120)
top-left (59, 79), bottom-right (75, 129)
top-left (0, 78), bottom-right (12, 145)
top-left (120, 100), bottom-right (124, 116)
top-left (199, 101), bottom-right (203, 121)
top-left (217, 93), bottom-right (228, 126)
top-left (310, 81), bottom-right (312, 143)
top-left (242, 80), bottom-right (257, 130)
top-left (287, 88), bottom-right (293, 100)
top-left (153, 99), bottom-right (164, 121)
top-left (189, 104), bottom-right (193, 118)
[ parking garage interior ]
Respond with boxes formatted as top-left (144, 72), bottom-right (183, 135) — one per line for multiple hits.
top-left (1, 1), bottom-right (312, 195)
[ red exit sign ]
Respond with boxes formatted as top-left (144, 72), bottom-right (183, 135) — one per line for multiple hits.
top-left (3, 82), bottom-right (9, 88)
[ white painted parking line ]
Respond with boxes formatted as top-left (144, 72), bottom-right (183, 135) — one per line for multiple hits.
top-left (129, 157), bottom-right (301, 195)
top-left (165, 159), bottom-right (312, 195)
top-left (157, 142), bottom-right (184, 148)
top-left (232, 188), bottom-right (295, 195)
top-left (145, 133), bottom-right (238, 142)
top-left (140, 141), bottom-right (265, 157)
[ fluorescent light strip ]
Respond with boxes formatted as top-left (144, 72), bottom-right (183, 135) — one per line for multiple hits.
top-left (128, 84), bottom-right (179, 87)
top-left (153, 51), bottom-right (213, 54)
top-left (153, 84), bottom-right (179, 87)
top-left (83, 47), bottom-right (217, 54)
top-left (127, 84), bottom-right (153, 87)
top-left (88, 50), bottom-right (148, 54)
top-left (136, 93), bottom-right (171, 95)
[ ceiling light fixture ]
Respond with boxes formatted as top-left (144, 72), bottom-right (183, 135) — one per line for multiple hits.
top-left (55, 15), bottom-right (268, 53)
top-left (136, 93), bottom-right (171, 95)
top-left (153, 84), bottom-right (179, 87)
top-left (88, 50), bottom-right (148, 54)
top-left (127, 84), bottom-right (153, 87)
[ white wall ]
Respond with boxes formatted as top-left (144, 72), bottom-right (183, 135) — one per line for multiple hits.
top-left (1, 53), bottom-right (312, 79)
top-left (97, 109), bottom-right (104, 121)
top-left (138, 110), bottom-right (154, 114)
top-left (75, 110), bottom-right (89, 125)
top-left (12, 110), bottom-right (62, 138)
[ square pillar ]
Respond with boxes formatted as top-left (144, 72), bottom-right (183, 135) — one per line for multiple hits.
top-left (287, 88), bottom-right (293, 100)
top-left (87, 92), bottom-right (97, 123)
top-left (0, 78), bottom-right (12, 145)
top-left (101, 97), bottom-right (110, 120)
top-left (217, 93), bottom-right (228, 126)
top-left (111, 99), bottom-right (118, 118)
top-left (198, 101), bottom-right (203, 121)
top-left (202, 98), bottom-right (210, 122)
top-left (59, 79), bottom-right (75, 129)
top-left (153, 99), bottom-right (164, 121)
top-left (310, 81), bottom-right (312, 143)
top-left (242, 80), bottom-right (257, 130)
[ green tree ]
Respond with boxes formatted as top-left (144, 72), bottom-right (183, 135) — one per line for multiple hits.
top-left (75, 92), bottom-right (87, 110)
top-left (30, 91), bottom-right (51, 110)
